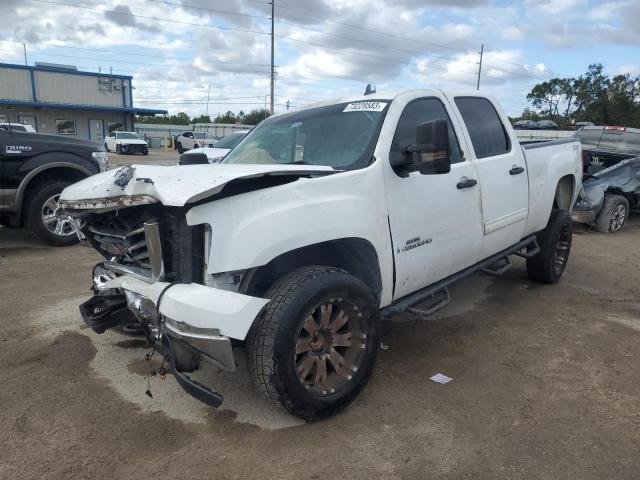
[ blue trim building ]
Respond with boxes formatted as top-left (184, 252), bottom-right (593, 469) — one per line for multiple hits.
top-left (0, 62), bottom-right (166, 142)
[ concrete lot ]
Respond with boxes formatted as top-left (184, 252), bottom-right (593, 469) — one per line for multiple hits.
top-left (109, 147), bottom-right (180, 167)
top-left (0, 167), bottom-right (639, 478)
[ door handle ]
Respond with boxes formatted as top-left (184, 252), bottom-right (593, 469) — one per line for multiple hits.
top-left (457, 177), bottom-right (478, 189)
top-left (510, 166), bottom-right (525, 175)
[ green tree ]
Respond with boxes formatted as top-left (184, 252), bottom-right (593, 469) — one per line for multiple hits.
top-left (214, 111), bottom-right (239, 124)
top-left (243, 108), bottom-right (271, 125)
top-left (191, 114), bottom-right (212, 124)
top-left (526, 64), bottom-right (640, 128)
top-left (135, 112), bottom-right (190, 125)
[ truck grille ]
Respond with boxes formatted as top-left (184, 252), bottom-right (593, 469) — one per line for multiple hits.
top-left (82, 206), bottom-right (205, 284)
top-left (85, 210), bottom-right (154, 275)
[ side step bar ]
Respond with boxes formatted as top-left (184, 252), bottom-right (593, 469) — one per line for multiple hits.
top-left (407, 288), bottom-right (450, 318)
top-left (381, 235), bottom-right (539, 319)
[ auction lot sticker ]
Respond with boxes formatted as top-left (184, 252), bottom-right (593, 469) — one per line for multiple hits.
top-left (343, 102), bottom-right (388, 112)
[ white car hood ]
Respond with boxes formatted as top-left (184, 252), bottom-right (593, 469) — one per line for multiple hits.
top-left (117, 139), bottom-right (147, 145)
top-left (59, 163), bottom-right (335, 208)
top-left (185, 147), bottom-right (231, 162)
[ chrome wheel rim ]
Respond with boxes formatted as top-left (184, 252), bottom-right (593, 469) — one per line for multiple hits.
top-left (295, 298), bottom-right (367, 396)
top-left (553, 223), bottom-right (571, 277)
top-left (609, 204), bottom-right (626, 232)
top-left (42, 194), bottom-right (75, 237)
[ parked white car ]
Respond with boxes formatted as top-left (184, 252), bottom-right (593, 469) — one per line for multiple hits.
top-left (176, 131), bottom-right (219, 153)
top-left (178, 130), bottom-right (249, 164)
top-left (61, 90), bottom-right (582, 420)
top-left (0, 122), bottom-right (37, 133)
top-left (104, 131), bottom-right (148, 155)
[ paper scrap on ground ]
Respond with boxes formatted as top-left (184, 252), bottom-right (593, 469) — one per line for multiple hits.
top-left (430, 373), bottom-right (452, 384)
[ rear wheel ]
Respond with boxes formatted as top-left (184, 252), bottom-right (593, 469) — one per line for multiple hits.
top-left (27, 181), bottom-right (79, 246)
top-left (595, 194), bottom-right (628, 233)
top-left (247, 266), bottom-right (380, 421)
top-left (527, 209), bottom-right (572, 284)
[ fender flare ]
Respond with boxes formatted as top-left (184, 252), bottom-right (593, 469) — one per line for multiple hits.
top-left (15, 162), bottom-right (94, 220)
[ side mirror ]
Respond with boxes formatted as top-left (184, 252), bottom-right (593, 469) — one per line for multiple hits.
top-left (392, 118), bottom-right (452, 176)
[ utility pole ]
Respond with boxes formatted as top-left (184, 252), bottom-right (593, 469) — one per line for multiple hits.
top-left (476, 43), bottom-right (484, 91)
top-left (264, 95), bottom-right (268, 119)
top-left (270, 0), bottom-right (275, 114)
top-left (22, 42), bottom-right (27, 66)
top-left (205, 84), bottom-right (211, 120)
top-left (286, 99), bottom-right (290, 111)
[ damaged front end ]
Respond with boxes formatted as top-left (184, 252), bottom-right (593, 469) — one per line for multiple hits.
top-left (70, 202), bottom-right (269, 408)
top-left (573, 156), bottom-right (640, 224)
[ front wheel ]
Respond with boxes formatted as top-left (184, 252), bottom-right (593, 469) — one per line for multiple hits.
top-left (247, 266), bottom-right (380, 421)
top-left (142, 146), bottom-right (149, 155)
top-left (595, 194), bottom-right (628, 233)
top-left (527, 209), bottom-right (572, 284)
top-left (27, 181), bottom-right (79, 246)
top-left (177, 142), bottom-right (184, 154)
top-left (104, 142), bottom-right (110, 152)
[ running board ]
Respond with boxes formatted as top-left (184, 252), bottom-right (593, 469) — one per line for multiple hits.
top-left (480, 257), bottom-right (512, 276)
top-left (407, 288), bottom-right (450, 318)
top-left (381, 235), bottom-right (538, 319)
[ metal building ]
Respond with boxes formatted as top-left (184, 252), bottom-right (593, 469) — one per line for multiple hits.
top-left (0, 62), bottom-right (166, 144)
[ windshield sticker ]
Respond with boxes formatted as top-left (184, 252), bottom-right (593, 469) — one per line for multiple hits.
top-left (343, 102), bottom-right (387, 113)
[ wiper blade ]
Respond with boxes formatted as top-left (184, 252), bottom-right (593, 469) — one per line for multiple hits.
top-left (283, 160), bottom-right (312, 165)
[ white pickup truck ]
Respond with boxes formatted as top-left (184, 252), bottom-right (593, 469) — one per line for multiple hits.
top-left (60, 90), bottom-right (582, 420)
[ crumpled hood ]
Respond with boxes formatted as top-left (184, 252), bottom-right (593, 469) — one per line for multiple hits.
top-left (59, 163), bottom-right (335, 209)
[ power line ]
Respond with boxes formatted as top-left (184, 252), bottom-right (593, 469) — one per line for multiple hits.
top-left (7, 50), bottom-right (270, 73)
top-left (274, 4), bottom-right (558, 79)
top-left (146, 0), bottom-right (271, 21)
top-left (275, 34), bottom-right (478, 76)
top-left (27, 0), bottom-right (270, 35)
top-left (25, 43), bottom-right (270, 68)
top-left (275, 3), bottom-right (472, 54)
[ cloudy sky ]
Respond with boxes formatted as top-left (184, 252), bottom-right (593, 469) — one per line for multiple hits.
top-left (1, 0), bottom-right (639, 117)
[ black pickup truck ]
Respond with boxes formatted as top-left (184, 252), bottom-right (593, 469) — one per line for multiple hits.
top-left (0, 126), bottom-right (108, 245)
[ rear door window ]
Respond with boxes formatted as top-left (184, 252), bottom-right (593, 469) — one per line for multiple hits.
top-left (598, 131), bottom-right (626, 153)
top-left (616, 131), bottom-right (640, 155)
top-left (575, 128), bottom-right (603, 151)
top-left (454, 97), bottom-right (510, 158)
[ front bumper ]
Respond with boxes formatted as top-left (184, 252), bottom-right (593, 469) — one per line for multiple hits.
top-left (80, 267), bottom-right (269, 405)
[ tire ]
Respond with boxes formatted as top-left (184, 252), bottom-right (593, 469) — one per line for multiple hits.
top-left (27, 181), bottom-right (79, 246)
top-left (116, 145), bottom-right (121, 155)
top-left (526, 209), bottom-right (572, 284)
top-left (104, 142), bottom-right (110, 152)
top-left (177, 142), bottom-right (184, 154)
top-left (194, 143), bottom-right (199, 149)
top-left (142, 146), bottom-right (149, 156)
top-left (247, 266), bottom-right (380, 421)
top-left (595, 194), bottom-right (629, 233)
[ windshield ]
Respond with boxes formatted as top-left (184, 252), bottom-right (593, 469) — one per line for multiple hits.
top-left (117, 132), bottom-right (139, 139)
top-left (222, 101), bottom-right (389, 169)
top-left (215, 132), bottom-right (247, 149)
top-left (194, 132), bottom-right (208, 139)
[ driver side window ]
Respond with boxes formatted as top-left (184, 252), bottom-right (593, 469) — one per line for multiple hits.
top-left (390, 98), bottom-right (463, 169)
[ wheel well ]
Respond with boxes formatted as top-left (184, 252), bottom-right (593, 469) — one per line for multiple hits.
top-left (553, 175), bottom-right (575, 210)
top-left (19, 167), bottom-right (88, 226)
top-left (243, 238), bottom-right (383, 301)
